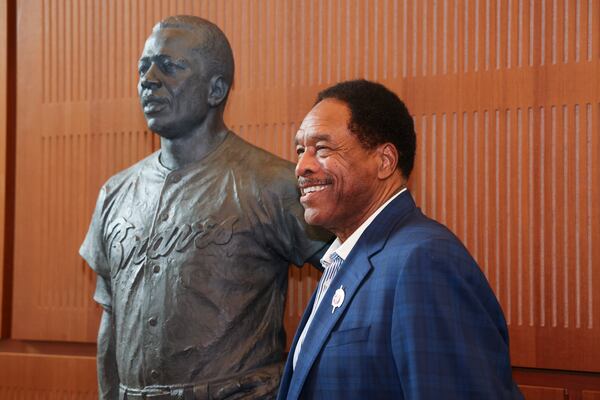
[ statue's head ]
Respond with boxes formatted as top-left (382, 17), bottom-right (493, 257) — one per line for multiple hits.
top-left (137, 16), bottom-right (235, 138)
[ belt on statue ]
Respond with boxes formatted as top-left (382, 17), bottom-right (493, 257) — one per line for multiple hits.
top-left (119, 362), bottom-right (283, 400)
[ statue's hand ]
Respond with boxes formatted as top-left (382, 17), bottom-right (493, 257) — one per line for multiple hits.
top-left (212, 366), bottom-right (280, 400)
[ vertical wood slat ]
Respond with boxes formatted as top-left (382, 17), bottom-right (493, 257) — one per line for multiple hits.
top-left (0, 0), bottom-right (7, 337)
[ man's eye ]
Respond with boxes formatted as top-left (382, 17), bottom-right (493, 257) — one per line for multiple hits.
top-left (162, 62), bottom-right (181, 74)
top-left (315, 146), bottom-right (330, 154)
top-left (296, 147), bottom-right (305, 156)
top-left (138, 64), bottom-right (149, 75)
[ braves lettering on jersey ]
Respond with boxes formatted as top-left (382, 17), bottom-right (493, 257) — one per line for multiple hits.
top-left (80, 132), bottom-right (329, 389)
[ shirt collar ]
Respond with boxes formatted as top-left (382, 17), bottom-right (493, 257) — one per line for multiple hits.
top-left (320, 187), bottom-right (407, 267)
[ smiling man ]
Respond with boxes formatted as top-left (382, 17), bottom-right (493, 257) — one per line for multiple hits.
top-left (278, 80), bottom-right (523, 399)
top-left (80, 16), bottom-right (329, 400)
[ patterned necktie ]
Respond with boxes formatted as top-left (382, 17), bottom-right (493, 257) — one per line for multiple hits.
top-left (314, 252), bottom-right (344, 309)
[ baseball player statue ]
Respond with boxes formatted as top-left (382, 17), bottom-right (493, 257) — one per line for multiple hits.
top-left (80, 15), bottom-right (329, 400)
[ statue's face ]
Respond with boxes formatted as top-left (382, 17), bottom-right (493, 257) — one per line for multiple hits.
top-left (137, 28), bottom-right (210, 139)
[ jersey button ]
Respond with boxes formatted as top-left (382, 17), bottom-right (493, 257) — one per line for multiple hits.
top-left (148, 317), bottom-right (157, 327)
top-left (152, 264), bottom-right (161, 274)
top-left (150, 369), bottom-right (160, 380)
top-left (169, 173), bottom-right (182, 183)
top-left (160, 211), bottom-right (169, 222)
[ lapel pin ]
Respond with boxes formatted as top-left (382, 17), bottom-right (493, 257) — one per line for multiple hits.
top-left (331, 285), bottom-right (345, 313)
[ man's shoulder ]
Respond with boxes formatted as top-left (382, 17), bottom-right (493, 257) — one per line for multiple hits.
top-left (226, 133), bottom-right (297, 192)
top-left (365, 214), bottom-right (485, 297)
top-left (228, 133), bottom-right (294, 169)
top-left (382, 211), bottom-right (474, 265)
top-left (393, 212), bottom-right (457, 242)
top-left (101, 151), bottom-right (159, 194)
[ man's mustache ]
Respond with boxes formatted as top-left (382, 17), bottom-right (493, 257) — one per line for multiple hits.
top-left (141, 93), bottom-right (169, 106)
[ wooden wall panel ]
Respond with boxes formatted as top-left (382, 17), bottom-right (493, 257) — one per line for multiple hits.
top-left (514, 367), bottom-right (600, 399)
top-left (0, 0), bottom-right (7, 337)
top-left (397, 0), bottom-right (600, 373)
top-left (0, 353), bottom-right (97, 399)
top-left (8, 0), bottom-right (600, 386)
top-left (583, 391), bottom-right (600, 400)
top-left (519, 385), bottom-right (567, 400)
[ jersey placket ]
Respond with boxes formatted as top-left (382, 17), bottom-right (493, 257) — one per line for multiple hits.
top-left (140, 169), bottom-right (183, 385)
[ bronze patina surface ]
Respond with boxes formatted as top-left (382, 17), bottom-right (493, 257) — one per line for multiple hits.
top-left (80, 15), bottom-right (329, 400)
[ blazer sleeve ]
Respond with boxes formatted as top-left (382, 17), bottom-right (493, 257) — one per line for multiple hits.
top-left (390, 239), bottom-right (523, 399)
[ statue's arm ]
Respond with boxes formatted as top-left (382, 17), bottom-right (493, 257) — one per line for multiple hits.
top-left (97, 306), bottom-right (119, 400)
top-left (80, 187), bottom-right (119, 399)
top-left (302, 244), bottom-right (327, 271)
top-left (273, 179), bottom-right (333, 269)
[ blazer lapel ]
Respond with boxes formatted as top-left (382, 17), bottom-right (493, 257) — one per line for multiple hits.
top-left (285, 191), bottom-right (418, 399)
top-left (286, 250), bottom-right (373, 399)
top-left (278, 290), bottom-right (318, 400)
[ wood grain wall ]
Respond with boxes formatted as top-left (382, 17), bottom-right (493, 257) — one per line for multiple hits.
top-left (0, 0), bottom-right (8, 340)
top-left (2, 0), bottom-right (600, 398)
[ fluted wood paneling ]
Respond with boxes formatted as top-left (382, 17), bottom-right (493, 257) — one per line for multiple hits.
top-left (416, 105), bottom-right (598, 333)
top-left (0, 0), bottom-right (7, 337)
top-left (10, 0), bottom-right (600, 379)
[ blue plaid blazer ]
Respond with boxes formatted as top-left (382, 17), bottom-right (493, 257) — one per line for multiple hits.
top-left (278, 191), bottom-right (523, 400)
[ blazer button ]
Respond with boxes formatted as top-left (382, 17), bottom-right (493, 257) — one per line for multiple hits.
top-left (148, 317), bottom-right (157, 327)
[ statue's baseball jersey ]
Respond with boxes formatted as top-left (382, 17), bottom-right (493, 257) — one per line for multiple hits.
top-left (80, 132), bottom-right (329, 389)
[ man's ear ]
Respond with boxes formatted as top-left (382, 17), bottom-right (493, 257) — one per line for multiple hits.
top-left (377, 143), bottom-right (399, 179)
top-left (207, 75), bottom-right (230, 107)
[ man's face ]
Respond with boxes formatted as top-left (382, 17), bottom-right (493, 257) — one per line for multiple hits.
top-left (295, 99), bottom-right (381, 236)
top-left (137, 28), bottom-right (210, 138)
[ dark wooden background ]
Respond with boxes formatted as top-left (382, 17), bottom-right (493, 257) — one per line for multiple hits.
top-left (1, 1), bottom-right (599, 398)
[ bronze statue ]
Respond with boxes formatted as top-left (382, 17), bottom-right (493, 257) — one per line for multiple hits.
top-left (80, 15), bottom-right (329, 400)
